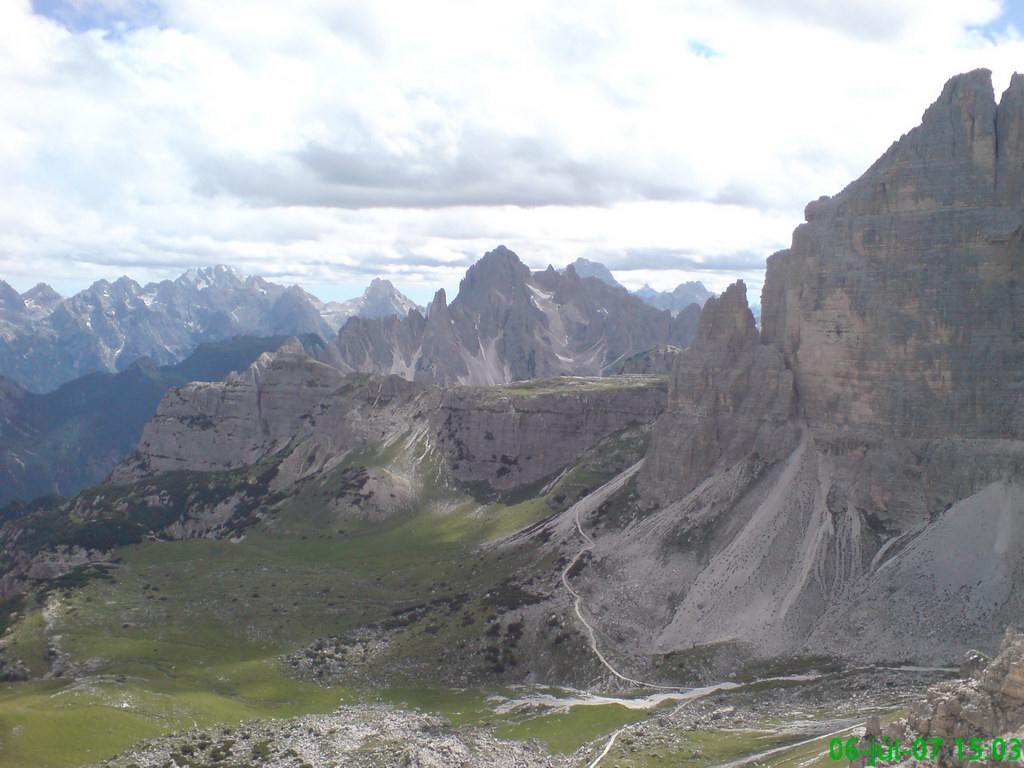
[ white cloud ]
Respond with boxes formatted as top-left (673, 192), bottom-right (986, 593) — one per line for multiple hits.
top-left (1, 0), bottom-right (1021, 303)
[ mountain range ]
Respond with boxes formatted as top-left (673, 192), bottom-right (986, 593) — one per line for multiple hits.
top-left (633, 281), bottom-right (714, 314)
top-left (565, 256), bottom-right (713, 314)
top-left (320, 247), bottom-right (700, 385)
top-left (1, 261), bottom-right (708, 395)
top-left (1, 68), bottom-right (1021, 768)
top-left (0, 267), bottom-right (420, 393)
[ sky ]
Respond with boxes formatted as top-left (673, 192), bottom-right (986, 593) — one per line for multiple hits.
top-left (2, 0), bottom-right (1023, 305)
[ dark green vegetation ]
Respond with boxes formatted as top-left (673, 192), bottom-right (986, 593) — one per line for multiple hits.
top-left (2, 459), bottom-right (283, 555)
top-left (0, 422), bottom-right (634, 766)
top-left (0, 334), bottom-right (323, 508)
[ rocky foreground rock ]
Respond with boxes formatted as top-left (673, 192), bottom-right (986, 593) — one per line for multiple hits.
top-left (856, 626), bottom-right (1024, 767)
top-left (89, 704), bottom-right (568, 768)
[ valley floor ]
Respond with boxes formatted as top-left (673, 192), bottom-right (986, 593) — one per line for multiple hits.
top-left (0, 418), bottom-right (962, 767)
top-left (0, 515), bottom-right (947, 768)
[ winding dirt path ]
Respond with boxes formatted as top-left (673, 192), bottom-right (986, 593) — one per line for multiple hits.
top-left (705, 722), bottom-right (863, 768)
top-left (558, 457), bottom-right (856, 767)
top-left (559, 459), bottom-right (676, 688)
top-left (557, 459), bottom-right (685, 766)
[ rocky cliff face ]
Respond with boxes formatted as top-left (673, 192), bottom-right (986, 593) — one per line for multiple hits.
top-left (114, 339), bottom-right (668, 496)
top-left (762, 69), bottom-right (1024, 440)
top-left (639, 281), bottom-right (797, 504)
top-left (112, 339), bottom-right (353, 480)
top-left (580, 69), bottom-right (1024, 668)
top-left (433, 376), bottom-right (666, 491)
top-left (326, 246), bottom-right (698, 386)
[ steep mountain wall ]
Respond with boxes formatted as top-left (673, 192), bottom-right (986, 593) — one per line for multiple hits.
top-left (432, 377), bottom-right (667, 491)
top-left (113, 341), bottom-right (668, 496)
top-left (762, 69), bottom-right (1024, 439)
top-left (609, 69), bottom-right (1024, 666)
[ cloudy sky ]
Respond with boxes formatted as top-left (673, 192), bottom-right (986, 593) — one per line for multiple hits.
top-left (2, 0), bottom-right (1023, 305)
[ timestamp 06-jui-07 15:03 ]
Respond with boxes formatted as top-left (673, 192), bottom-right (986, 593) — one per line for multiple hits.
top-left (829, 736), bottom-right (1024, 764)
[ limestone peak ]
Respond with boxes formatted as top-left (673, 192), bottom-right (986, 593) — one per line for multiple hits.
top-left (692, 280), bottom-right (758, 353)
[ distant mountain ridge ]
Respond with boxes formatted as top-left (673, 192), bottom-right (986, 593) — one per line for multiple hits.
top-left (0, 334), bottom-right (321, 507)
top-left (2, 257), bottom-right (708, 392)
top-left (0, 266), bottom-right (421, 392)
top-left (562, 257), bottom-right (714, 315)
top-left (634, 281), bottom-right (713, 314)
top-left (563, 257), bottom-right (620, 287)
top-left (319, 246), bottom-right (699, 386)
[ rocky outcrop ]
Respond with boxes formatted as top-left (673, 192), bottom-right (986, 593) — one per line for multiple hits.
top-left (640, 281), bottom-right (797, 504)
top-left (327, 246), bottom-right (698, 386)
top-left (90, 704), bottom-right (565, 768)
top-left (584, 69), bottom-right (1024, 668)
top-left (857, 627), bottom-right (1024, 767)
top-left (434, 376), bottom-right (667, 490)
top-left (0, 544), bottom-right (105, 599)
top-left (111, 339), bottom-right (354, 480)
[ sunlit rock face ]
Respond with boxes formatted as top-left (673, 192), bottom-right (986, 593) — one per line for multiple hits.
top-left (762, 68), bottom-right (1024, 439)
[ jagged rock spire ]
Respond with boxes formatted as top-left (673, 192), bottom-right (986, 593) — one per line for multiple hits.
top-left (692, 280), bottom-right (758, 353)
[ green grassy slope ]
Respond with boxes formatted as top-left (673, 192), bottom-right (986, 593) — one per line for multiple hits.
top-left (0, 428), bottom-right (631, 766)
